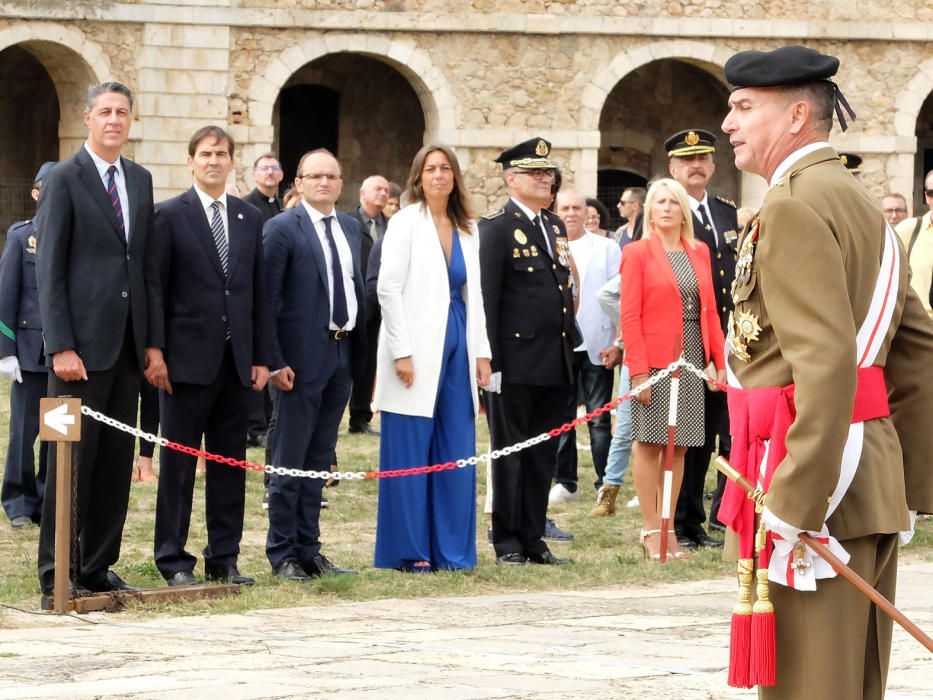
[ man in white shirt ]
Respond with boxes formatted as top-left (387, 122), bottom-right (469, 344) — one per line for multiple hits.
top-left (550, 190), bottom-right (621, 505)
top-left (895, 170), bottom-right (933, 318)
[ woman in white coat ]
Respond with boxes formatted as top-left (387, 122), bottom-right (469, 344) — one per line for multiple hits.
top-left (373, 144), bottom-right (492, 572)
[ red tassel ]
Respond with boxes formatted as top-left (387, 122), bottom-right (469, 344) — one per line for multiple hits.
top-left (727, 559), bottom-right (754, 688)
top-left (750, 607), bottom-right (776, 686)
top-left (728, 611), bottom-right (752, 688)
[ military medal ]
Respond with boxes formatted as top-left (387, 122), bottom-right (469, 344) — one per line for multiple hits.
top-left (727, 316), bottom-right (751, 363)
top-left (513, 248), bottom-right (520, 259)
top-left (530, 245), bottom-right (539, 256)
top-left (733, 218), bottom-right (759, 291)
top-left (514, 229), bottom-right (527, 245)
top-left (26, 235), bottom-right (37, 253)
top-left (555, 237), bottom-right (570, 268)
top-left (734, 310), bottom-right (762, 342)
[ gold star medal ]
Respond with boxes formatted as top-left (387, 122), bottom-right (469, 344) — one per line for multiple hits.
top-left (514, 229), bottom-right (527, 245)
top-left (727, 317), bottom-right (751, 363)
top-left (735, 310), bottom-right (762, 342)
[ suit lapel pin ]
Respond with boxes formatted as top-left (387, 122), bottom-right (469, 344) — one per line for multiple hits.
top-left (237, 213), bottom-right (244, 220)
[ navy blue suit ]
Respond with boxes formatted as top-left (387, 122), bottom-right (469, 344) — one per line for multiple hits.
top-left (149, 188), bottom-right (272, 579)
top-left (262, 204), bottom-right (365, 570)
top-left (0, 219), bottom-right (48, 524)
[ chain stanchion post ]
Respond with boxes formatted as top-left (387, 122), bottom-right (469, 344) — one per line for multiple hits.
top-left (39, 397), bottom-right (82, 614)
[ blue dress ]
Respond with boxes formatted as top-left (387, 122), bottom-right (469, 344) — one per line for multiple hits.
top-left (374, 232), bottom-right (477, 570)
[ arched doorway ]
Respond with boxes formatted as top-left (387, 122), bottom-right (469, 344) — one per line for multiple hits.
top-left (0, 38), bottom-right (100, 232)
top-left (273, 54), bottom-right (426, 208)
top-left (598, 59), bottom-right (739, 206)
top-left (914, 90), bottom-right (933, 214)
top-left (0, 45), bottom-right (58, 227)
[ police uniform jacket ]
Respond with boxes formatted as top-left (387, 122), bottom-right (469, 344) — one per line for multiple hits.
top-left (479, 198), bottom-right (577, 386)
top-left (693, 194), bottom-right (738, 330)
top-left (0, 220), bottom-right (46, 373)
top-left (730, 146), bottom-right (933, 539)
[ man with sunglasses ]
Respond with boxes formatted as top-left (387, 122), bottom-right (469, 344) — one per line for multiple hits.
top-left (480, 137), bottom-right (578, 567)
top-left (895, 170), bottom-right (933, 318)
top-left (614, 187), bottom-right (645, 244)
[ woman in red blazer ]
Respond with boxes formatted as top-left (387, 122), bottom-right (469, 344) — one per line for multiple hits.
top-left (620, 178), bottom-right (726, 560)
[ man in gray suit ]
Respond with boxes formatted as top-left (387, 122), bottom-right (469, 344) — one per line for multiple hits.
top-left (35, 81), bottom-right (159, 597)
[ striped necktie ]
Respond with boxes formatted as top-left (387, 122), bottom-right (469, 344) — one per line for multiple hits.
top-left (106, 165), bottom-right (125, 236)
top-left (210, 201), bottom-right (229, 276)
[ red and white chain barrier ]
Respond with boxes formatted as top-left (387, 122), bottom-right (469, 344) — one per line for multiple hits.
top-left (80, 359), bottom-right (719, 482)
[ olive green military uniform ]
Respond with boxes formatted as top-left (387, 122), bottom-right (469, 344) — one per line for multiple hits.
top-left (728, 146), bottom-right (933, 699)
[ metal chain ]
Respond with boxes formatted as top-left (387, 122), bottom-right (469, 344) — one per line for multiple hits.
top-left (80, 359), bottom-right (691, 482)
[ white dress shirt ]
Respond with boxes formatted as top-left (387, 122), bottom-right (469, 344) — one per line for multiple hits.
top-left (301, 201), bottom-right (358, 330)
top-left (84, 142), bottom-right (131, 243)
top-left (192, 185), bottom-right (228, 246)
top-left (689, 192), bottom-right (719, 248)
top-left (769, 141), bottom-right (832, 187)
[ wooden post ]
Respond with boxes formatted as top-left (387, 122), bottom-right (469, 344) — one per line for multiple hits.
top-left (39, 397), bottom-right (82, 615)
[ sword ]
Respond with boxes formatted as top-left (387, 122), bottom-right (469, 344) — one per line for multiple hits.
top-left (714, 456), bottom-right (933, 654)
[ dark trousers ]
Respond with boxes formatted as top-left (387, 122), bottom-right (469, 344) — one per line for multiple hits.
top-left (487, 382), bottom-right (570, 558)
top-left (247, 386), bottom-right (272, 439)
top-left (348, 316), bottom-right (379, 429)
top-left (266, 339), bottom-right (352, 570)
top-left (555, 351), bottom-right (613, 493)
top-left (37, 329), bottom-right (140, 594)
top-left (154, 346), bottom-right (249, 579)
top-left (1, 370), bottom-right (48, 522)
top-left (137, 379), bottom-right (159, 459)
top-left (676, 387), bottom-right (730, 535)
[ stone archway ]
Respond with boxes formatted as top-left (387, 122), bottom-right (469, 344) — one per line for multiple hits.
top-left (247, 33), bottom-right (458, 164)
top-left (0, 24), bottom-right (108, 226)
top-left (893, 59), bottom-right (933, 213)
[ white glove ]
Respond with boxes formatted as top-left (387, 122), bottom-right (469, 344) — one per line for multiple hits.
top-left (486, 371), bottom-right (502, 394)
top-left (899, 510), bottom-right (918, 546)
top-left (762, 506), bottom-right (850, 591)
top-left (0, 355), bottom-right (22, 383)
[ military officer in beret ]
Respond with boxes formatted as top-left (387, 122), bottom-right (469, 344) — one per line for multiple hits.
top-left (665, 128), bottom-right (737, 549)
top-left (0, 162), bottom-right (54, 529)
top-left (719, 45), bottom-right (933, 698)
top-left (480, 137), bottom-right (577, 566)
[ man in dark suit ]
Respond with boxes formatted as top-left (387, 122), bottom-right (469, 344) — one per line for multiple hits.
top-left (480, 137), bottom-right (577, 566)
top-left (35, 81), bottom-right (158, 596)
top-left (145, 126), bottom-right (271, 587)
top-left (347, 175), bottom-right (389, 436)
top-left (242, 152), bottom-right (283, 450)
top-left (263, 148), bottom-right (363, 582)
top-left (666, 128), bottom-right (738, 549)
top-left (0, 162), bottom-right (54, 529)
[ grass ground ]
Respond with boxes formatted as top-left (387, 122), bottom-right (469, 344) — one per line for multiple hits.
top-left (0, 383), bottom-right (930, 624)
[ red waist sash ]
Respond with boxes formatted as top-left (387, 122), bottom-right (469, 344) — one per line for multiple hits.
top-left (721, 366), bottom-right (889, 557)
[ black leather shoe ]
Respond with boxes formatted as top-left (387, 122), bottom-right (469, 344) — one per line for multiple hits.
top-left (543, 518), bottom-right (573, 541)
top-left (495, 552), bottom-right (527, 566)
top-left (675, 532), bottom-right (699, 549)
top-left (708, 520), bottom-right (726, 533)
top-left (528, 550), bottom-right (571, 566)
top-left (167, 571), bottom-right (200, 587)
top-left (40, 581), bottom-right (93, 608)
top-left (10, 515), bottom-right (31, 529)
top-left (349, 423), bottom-right (380, 436)
top-left (274, 561), bottom-right (311, 582)
top-left (690, 528), bottom-right (724, 548)
top-left (79, 570), bottom-right (139, 592)
top-left (301, 553), bottom-right (357, 577)
top-left (205, 565), bottom-right (255, 586)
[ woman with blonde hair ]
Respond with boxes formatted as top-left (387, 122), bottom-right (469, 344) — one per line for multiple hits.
top-left (373, 144), bottom-right (492, 572)
top-left (619, 178), bottom-right (726, 559)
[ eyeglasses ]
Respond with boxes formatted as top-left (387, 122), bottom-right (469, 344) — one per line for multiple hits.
top-left (925, 189), bottom-right (933, 197)
top-left (299, 173), bottom-right (342, 182)
top-left (883, 207), bottom-right (907, 215)
top-left (617, 200), bottom-right (636, 207)
top-left (256, 165), bottom-right (282, 173)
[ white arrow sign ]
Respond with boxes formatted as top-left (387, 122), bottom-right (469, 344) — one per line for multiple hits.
top-left (44, 403), bottom-right (76, 436)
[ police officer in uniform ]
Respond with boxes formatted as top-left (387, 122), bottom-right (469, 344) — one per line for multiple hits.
top-left (665, 129), bottom-right (737, 548)
top-left (480, 137), bottom-right (577, 566)
top-left (0, 162), bottom-right (54, 528)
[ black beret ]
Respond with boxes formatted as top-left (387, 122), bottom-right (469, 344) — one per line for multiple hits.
top-left (494, 137), bottom-right (557, 170)
top-left (724, 45), bottom-right (839, 88)
top-left (665, 129), bottom-right (716, 157)
top-left (839, 152), bottom-right (861, 173)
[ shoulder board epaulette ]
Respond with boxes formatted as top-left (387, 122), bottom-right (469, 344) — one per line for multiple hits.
top-left (9, 219), bottom-right (30, 230)
top-left (483, 208), bottom-right (505, 220)
top-left (715, 195), bottom-right (736, 208)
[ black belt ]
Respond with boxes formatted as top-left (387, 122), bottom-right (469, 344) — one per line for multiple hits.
top-left (328, 329), bottom-right (352, 341)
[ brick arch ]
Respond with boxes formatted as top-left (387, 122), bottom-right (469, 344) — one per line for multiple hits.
top-left (581, 40), bottom-right (733, 134)
top-left (247, 33), bottom-right (459, 148)
top-left (0, 23), bottom-right (111, 155)
top-left (888, 59), bottom-right (933, 200)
